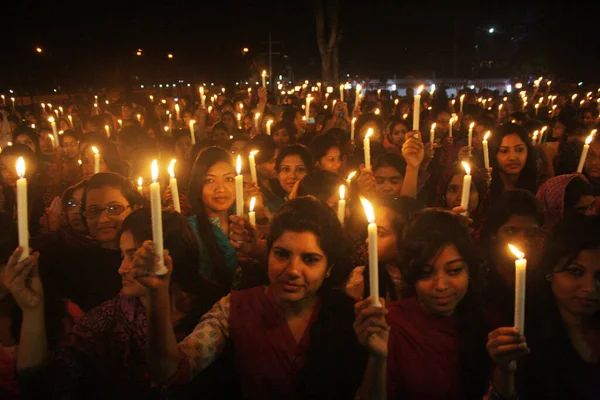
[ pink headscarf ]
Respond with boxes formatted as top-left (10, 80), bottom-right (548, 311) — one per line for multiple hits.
top-left (536, 173), bottom-right (589, 232)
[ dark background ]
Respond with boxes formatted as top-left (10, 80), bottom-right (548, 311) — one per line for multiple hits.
top-left (1, 0), bottom-right (599, 94)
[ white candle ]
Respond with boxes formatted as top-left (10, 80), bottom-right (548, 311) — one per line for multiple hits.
top-left (167, 159), bottom-right (181, 213)
top-left (460, 162), bottom-right (472, 216)
top-left (306, 95), bottom-right (312, 121)
top-left (254, 112), bottom-right (261, 131)
top-left (48, 117), bottom-right (59, 149)
top-left (540, 126), bottom-right (548, 144)
top-left (104, 125), bottom-right (110, 138)
top-left (413, 85), bottom-right (423, 132)
top-left (68, 115), bottom-right (73, 128)
top-left (337, 185), bottom-right (346, 226)
top-left (346, 171), bottom-right (357, 188)
top-left (11, 97), bottom-right (15, 112)
top-left (460, 94), bottom-right (465, 113)
top-left (91, 146), bottom-right (100, 174)
top-left (137, 113), bottom-right (142, 123)
top-left (449, 117), bottom-right (454, 138)
top-left (150, 160), bottom-right (167, 275)
top-left (340, 84), bottom-right (344, 102)
top-left (482, 131), bottom-right (491, 170)
top-left (199, 87), bottom-right (205, 106)
top-left (498, 104), bottom-right (503, 120)
top-left (577, 132), bottom-right (595, 173)
top-left (248, 150), bottom-right (259, 184)
top-left (468, 122), bottom-right (475, 157)
top-left (360, 197), bottom-right (381, 307)
top-left (508, 244), bottom-right (527, 334)
top-left (174, 104), bottom-right (180, 121)
top-left (355, 84), bottom-right (362, 110)
top-left (235, 155), bottom-right (244, 217)
top-left (266, 120), bottom-right (273, 136)
top-left (261, 70), bottom-right (267, 89)
top-left (430, 122), bottom-right (436, 145)
top-left (532, 130), bottom-right (539, 146)
top-left (16, 157), bottom-right (29, 261)
top-left (535, 104), bottom-right (539, 116)
top-left (137, 177), bottom-right (143, 195)
top-left (237, 113), bottom-right (242, 129)
top-left (189, 120), bottom-right (196, 145)
top-left (364, 128), bottom-right (373, 170)
top-left (249, 197), bottom-right (256, 226)
top-left (351, 117), bottom-right (357, 143)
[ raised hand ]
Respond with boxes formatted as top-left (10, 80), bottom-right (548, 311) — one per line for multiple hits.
top-left (229, 214), bottom-right (259, 256)
top-left (402, 131), bottom-right (425, 169)
top-left (486, 327), bottom-right (530, 373)
top-left (3, 248), bottom-right (44, 311)
top-left (357, 164), bottom-right (376, 198)
top-left (354, 297), bottom-right (389, 360)
top-left (131, 241), bottom-right (172, 291)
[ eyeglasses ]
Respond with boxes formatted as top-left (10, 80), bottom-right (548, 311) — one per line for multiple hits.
top-left (66, 200), bottom-right (82, 208)
top-left (84, 204), bottom-right (130, 219)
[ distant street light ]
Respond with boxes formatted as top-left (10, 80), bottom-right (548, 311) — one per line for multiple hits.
top-left (136, 49), bottom-right (143, 56)
top-left (167, 53), bottom-right (174, 59)
top-left (488, 27), bottom-right (495, 34)
top-left (35, 47), bottom-right (43, 54)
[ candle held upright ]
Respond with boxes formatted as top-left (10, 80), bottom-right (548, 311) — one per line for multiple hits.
top-left (235, 155), bottom-right (244, 217)
top-left (168, 159), bottom-right (181, 213)
top-left (16, 157), bottom-right (29, 260)
top-left (150, 160), bottom-right (167, 275)
top-left (360, 197), bottom-right (381, 307)
top-left (508, 244), bottom-right (527, 334)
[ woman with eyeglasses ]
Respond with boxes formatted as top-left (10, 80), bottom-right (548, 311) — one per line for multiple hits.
top-left (38, 172), bottom-right (146, 313)
top-left (479, 189), bottom-right (545, 325)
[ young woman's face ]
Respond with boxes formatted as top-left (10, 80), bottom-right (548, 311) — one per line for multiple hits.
top-left (229, 140), bottom-right (247, 156)
top-left (367, 206), bottom-right (399, 264)
top-left (583, 111), bottom-right (596, 126)
top-left (175, 136), bottom-right (193, 162)
top-left (16, 134), bottom-right (36, 153)
top-left (415, 244), bottom-right (469, 316)
top-left (81, 146), bottom-right (110, 177)
top-left (67, 187), bottom-right (86, 233)
top-left (374, 165), bottom-right (403, 199)
top-left (0, 154), bottom-right (36, 189)
top-left (389, 123), bottom-right (408, 146)
top-left (278, 155), bottom-right (307, 194)
top-left (273, 128), bottom-right (290, 146)
top-left (552, 121), bottom-right (566, 138)
top-left (551, 248), bottom-right (600, 318)
top-left (268, 230), bottom-right (329, 305)
top-left (201, 161), bottom-right (235, 213)
top-left (39, 133), bottom-right (55, 155)
top-left (118, 231), bottom-right (147, 298)
top-left (316, 146), bottom-right (342, 175)
top-left (494, 214), bottom-right (542, 273)
top-left (61, 135), bottom-right (80, 160)
top-left (85, 187), bottom-right (133, 244)
top-left (496, 133), bottom-right (528, 177)
top-left (445, 173), bottom-right (480, 213)
top-left (257, 148), bottom-right (278, 180)
top-left (584, 142), bottom-right (600, 180)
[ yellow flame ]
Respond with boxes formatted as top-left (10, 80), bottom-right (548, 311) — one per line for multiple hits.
top-left (168, 159), bottom-right (176, 179)
top-left (585, 131), bottom-right (595, 145)
top-left (416, 85), bottom-right (424, 95)
top-left (77, 159), bottom-right (82, 165)
top-left (250, 150), bottom-right (259, 157)
top-left (262, 70), bottom-right (267, 77)
top-left (461, 161), bottom-right (471, 175)
top-left (469, 122), bottom-right (475, 129)
top-left (48, 116), bottom-right (55, 123)
top-left (499, 104), bottom-right (503, 110)
top-left (266, 120), bottom-right (273, 127)
top-left (347, 171), bottom-right (357, 181)
top-left (431, 122), bottom-right (436, 131)
top-left (366, 128), bottom-right (373, 139)
top-left (352, 117), bottom-right (357, 124)
top-left (402, 113), bottom-right (408, 119)
top-left (164, 126), bottom-right (169, 132)
top-left (249, 196), bottom-right (256, 212)
top-left (484, 131), bottom-right (491, 141)
top-left (16, 157), bottom-right (25, 178)
top-left (236, 154), bottom-right (242, 175)
top-left (137, 177), bottom-right (143, 187)
top-left (339, 185), bottom-right (345, 200)
top-left (508, 244), bottom-right (525, 260)
top-left (91, 146), bottom-right (99, 155)
top-left (151, 160), bottom-right (158, 182)
top-left (375, 108), bottom-right (380, 115)
top-left (541, 126), bottom-right (548, 134)
top-left (360, 197), bottom-right (375, 224)
top-left (255, 112), bottom-right (260, 119)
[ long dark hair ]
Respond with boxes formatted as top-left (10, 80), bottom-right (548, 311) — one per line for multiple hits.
top-left (490, 123), bottom-right (538, 195)
top-left (187, 146), bottom-right (234, 288)
top-left (399, 209), bottom-right (490, 399)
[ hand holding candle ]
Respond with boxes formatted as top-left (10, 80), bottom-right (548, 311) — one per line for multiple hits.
top-left (460, 162), bottom-right (472, 216)
top-left (168, 159), bottom-right (181, 213)
top-left (261, 70), bottom-right (267, 89)
top-left (508, 244), bottom-right (527, 334)
top-left (337, 185), bottom-right (346, 225)
top-left (360, 197), bottom-right (381, 307)
top-left (16, 157), bottom-right (29, 261)
top-left (235, 155), bottom-right (244, 217)
top-left (150, 160), bottom-right (167, 275)
top-left (413, 85), bottom-right (423, 132)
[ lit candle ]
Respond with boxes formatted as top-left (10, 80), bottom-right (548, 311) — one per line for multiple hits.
top-left (468, 122), bottom-right (475, 156)
top-left (339, 84), bottom-right (344, 102)
top-left (508, 244), bottom-right (527, 334)
top-left (498, 104), bottom-right (503, 120)
top-left (168, 159), bottom-right (181, 213)
top-left (482, 131), bottom-right (491, 170)
top-left (306, 95), bottom-right (312, 121)
top-left (535, 103), bottom-right (539, 116)
top-left (136, 113), bottom-right (142, 122)
top-left (104, 124), bottom-right (110, 138)
top-left (355, 84), bottom-right (362, 110)
top-left (266, 120), bottom-right (273, 135)
top-left (237, 113), bottom-right (242, 129)
top-left (150, 160), bottom-right (167, 275)
top-left (360, 197), bottom-right (381, 307)
top-left (48, 116), bottom-right (59, 149)
top-left (189, 120), bottom-right (196, 145)
top-left (364, 128), bottom-right (373, 170)
top-left (67, 115), bottom-right (73, 128)
top-left (254, 112), bottom-right (261, 131)
top-left (117, 119), bottom-right (122, 128)
top-left (199, 87), bottom-right (205, 106)
top-left (347, 171), bottom-right (357, 187)
top-left (91, 146), bottom-right (100, 174)
top-left (16, 157), bottom-right (29, 260)
top-left (337, 185), bottom-right (346, 226)
top-left (449, 117), bottom-right (454, 138)
top-left (577, 131), bottom-right (596, 173)
top-left (149, 95), bottom-right (154, 103)
top-left (235, 155), bottom-right (244, 217)
top-left (460, 94), bottom-right (465, 113)
top-left (249, 197), bottom-right (256, 226)
top-left (413, 85), bottom-right (424, 132)
top-left (430, 122), bottom-right (436, 145)
top-left (47, 133), bottom-right (56, 150)
top-left (248, 150), bottom-right (259, 184)
top-left (532, 130), bottom-right (539, 146)
top-left (261, 70), bottom-right (267, 89)
top-left (137, 177), bottom-right (143, 195)
top-left (174, 104), bottom-right (180, 121)
top-left (460, 161), bottom-right (472, 216)
top-left (11, 97), bottom-right (15, 112)
top-left (540, 126), bottom-right (548, 144)
top-left (351, 117), bottom-right (357, 142)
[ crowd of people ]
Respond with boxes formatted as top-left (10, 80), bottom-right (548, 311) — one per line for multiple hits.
top-left (0, 80), bottom-right (598, 399)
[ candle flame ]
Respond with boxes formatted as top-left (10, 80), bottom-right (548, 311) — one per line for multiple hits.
top-left (461, 161), bottom-right (471, 176)
top-left (352, 117), bottom-right (357, 124)
top-left (469, 122), bottom-right (475, 130)
top-left (508, 244), bottom-right (525, 260)
top-left (460, 94), bottom-right (465, 101)
top-left (585, 132), bottom-right (595, 145)
top-left (266, 120), bottom-right (273, 127)
top-left (416, 85), bottom-right (424, 95)
top-left (339, 185), bottom-right (345, 200)
top-left (151, 160), bottom-right (158, 182)
top-left (138, 177), bottom-right (143, 187)
top-left (255, 112), bottom-right (260, 119)
top-left (402, 113), bottom-right (408, 119)
top-left (484, 131), bottom-right (491, 141)
top-left (16, 157), bottom-right (25, 178)
top-left (168, 159), bottom-right (176, 179)
top-left (250, 150), bottom-right (259, 157)
top-left (541, 126), bottom-right (548, 134)
top-left (237, 113), bottom-right (241, 120)
top-left (78, 159), bottom-right (82, 165)
top-left (499, 104), bottom-right (503, 110)
top-left (360, 197), bottom-right (375, 224)
top-left (250, 197), bottom-right (256, 212)
top-left (347, 171), bottom-right (357, 181)
top-left (431, 122), bottom-right (436, 131)
top-left (261, 70), bottom-right (267, 77)
top-left (374, 108), bottom-right (380, 115)
top-left (91, 146), bottom-right (99, 155)
top-left (236, 154), bottom-right (242, 175)
top-left (366, 128), bottom-right (373, 139)
top-left (164, 126), bottom-right (169, 132)
top-left (48, 116), bottom-right (55, 123)
top-left (395, 99), bottom-right (399, 105)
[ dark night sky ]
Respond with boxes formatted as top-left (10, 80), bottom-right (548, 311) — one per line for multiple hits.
top-left (2, 0), bottom-right (600, 92)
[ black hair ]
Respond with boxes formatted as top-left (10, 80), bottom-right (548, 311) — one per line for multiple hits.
top-left (398, 209), bottom-right (490, 399)
top-left (563, 176), bottom-right (594, 213)
top-left (309, 134), bottom-right (342, 162)
top-left (296, 170), bottom-right (344, 205)
top-left (271, 121), bottom-right (297, 144)
top-left (275, 144), bottom-right (313, 173)
top-left (244, 134), bottom-right (277, 164)
top-left (80, 135), bottom-right (124, 176)
top-left (83, 172), bottom-right (146, 213)
top-left (373, 152), bottom-right (406, 177)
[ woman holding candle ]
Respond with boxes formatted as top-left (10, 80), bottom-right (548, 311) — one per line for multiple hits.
top-left (310, 134), bottom-right (344, 175)
top-left (487, 214), bottom-right (600, 399)
top-left (271, 121), bottom-right (296, 148)
top-left (274, 144), bottom-right (312, 200)
top-left (244, 135), bottom-right (283, 213)
top-left (139, 197), bottom-right (383, 399)
top-left (383, 119), bottom-right (410, 155)
top-left (296, 170), bottom-right (346, 211)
